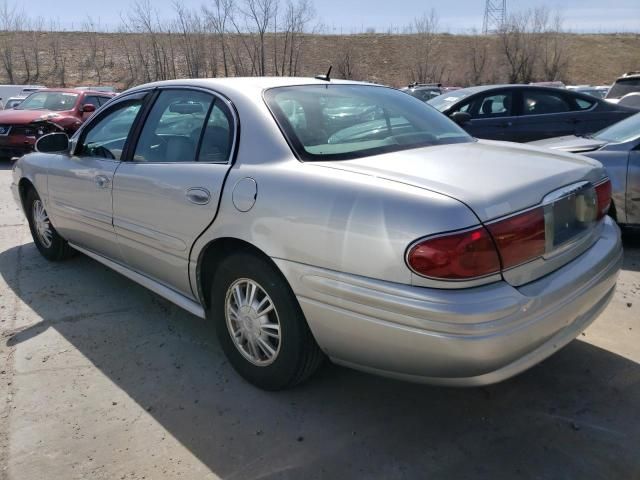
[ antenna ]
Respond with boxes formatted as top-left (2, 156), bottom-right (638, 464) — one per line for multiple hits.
top-left (482, 0), bottom-right (507, 34)
top-left (315, 66), bottom-right (332, 82)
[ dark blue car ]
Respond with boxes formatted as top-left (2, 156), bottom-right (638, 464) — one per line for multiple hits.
top-left (428, 84), bottom-right (637, 142)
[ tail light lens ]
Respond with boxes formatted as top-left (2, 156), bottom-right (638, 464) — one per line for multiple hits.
top-left (595, 179), bottom-right (612, 220)
top-left (407, 227), bottom-right (501, 280)
top-left (486, 207), bottom-right (546, 269)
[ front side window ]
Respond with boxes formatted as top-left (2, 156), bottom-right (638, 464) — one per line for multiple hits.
top-left (18, 92), bottom-right (78, 111)
top-left (522, 91), bottom-right (571, 115)
top-left (133, 90), bottom-right (213, 163)
top-left (265, 85), bottom-right (472, 161)
top-left (474, 93), bottom-right (513, 118)
top-left (78, 101), bottom-right (143, 160)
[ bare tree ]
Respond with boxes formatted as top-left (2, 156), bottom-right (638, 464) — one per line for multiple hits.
top-left (275, 0), bottom-right (314, 76)
top-left (498, 7), bottom-right (547, 83)
top-left (540, 11), bottom-right (569, 81)
top-left (237, 0), bottom-right (278, 75)
top-left (466, 29), bottom-right (489, 85)
top-left (0, 0), bottom-right (22, 83)
top-left (173, 1), bottom-right (208, 78)
top-left (334, 39), bottom-right (357, 79)
top-left (411, 9), bottom-right (447, 84)
top-left (203, 0), bottom-right (235, 76)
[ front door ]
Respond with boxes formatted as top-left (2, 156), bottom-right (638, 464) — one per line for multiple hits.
top-left (459, 90), bottom-right (516, 141)
top-left (46, 97), bottom-right (146, 261)
top-left (112, 88), bottom-right (236, 297)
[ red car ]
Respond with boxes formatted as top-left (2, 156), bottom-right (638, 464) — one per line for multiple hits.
top-left (0, 88), bottom-right (115, 159)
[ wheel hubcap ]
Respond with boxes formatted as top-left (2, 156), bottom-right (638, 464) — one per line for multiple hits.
top-left (225, 278), bottom-right (281, 366)
top-left (32, 199), bottom-right (53, 248)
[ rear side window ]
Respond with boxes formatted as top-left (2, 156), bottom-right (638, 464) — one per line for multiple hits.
top-left (522, 91), bottom-right (571, 115)
top-left (133, 90), bottom-right (213, 163)
top-left (574, 97), bottom-right (595, 110)
top-left (83, 96), bottom-right (101, 108)
top-left (198, 102), bottom-right (234, 163)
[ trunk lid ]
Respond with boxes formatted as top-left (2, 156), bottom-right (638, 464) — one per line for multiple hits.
top-left (312, 139), bottom-right (608, 287)
top-left (312, 139), bottom-right (605, 222)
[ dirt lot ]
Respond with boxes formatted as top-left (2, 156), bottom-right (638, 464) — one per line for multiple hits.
top-left (0, 162), bottom-right (639, 479)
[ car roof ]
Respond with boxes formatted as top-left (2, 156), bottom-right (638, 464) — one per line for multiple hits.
top-left (452, 84), bottom-right (575, 95)
top-left (31, 88), bottom-right (114, 96)
top-left (124, 77), bottom-right (374, 98)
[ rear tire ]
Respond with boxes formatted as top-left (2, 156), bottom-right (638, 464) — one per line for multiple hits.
top-left (210, 251), bottom-right (324, 390)
top-left (25, 189), bottom-right (74, 261)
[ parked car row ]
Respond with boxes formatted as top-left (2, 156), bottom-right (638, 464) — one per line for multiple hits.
top-left (11, 76), bottom-right (623, 390)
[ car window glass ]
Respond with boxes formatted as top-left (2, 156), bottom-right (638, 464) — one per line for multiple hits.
top-left (198, 102), bottom-right (234, 163)
top-left (83, 96), bottom-right (101, 108)
top-left (575, 97), bottom-right (595, 110)
top-left (79, 101), bottom-right (143, 160)
top-left (265, 85), bottom-right (472, 161)
top-left (133, 90), bottom-right (213, 163)
top-left (475, 93), bottom-right (513, 117)
top-left (522, 91), bottom-right (571, 115)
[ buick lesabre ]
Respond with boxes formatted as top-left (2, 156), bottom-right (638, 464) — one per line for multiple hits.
top-left (11, 78), bottom-right (622, 390)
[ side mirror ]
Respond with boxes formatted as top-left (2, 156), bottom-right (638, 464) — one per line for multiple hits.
top-left (35, 132), bottom-right (69, 153)
top-left (450, 111), bottom-right (472, 126)
top-left (81, 103), bottom-right (96, 114)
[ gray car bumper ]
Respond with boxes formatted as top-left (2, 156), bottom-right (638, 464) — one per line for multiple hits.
top-left (274, 217), bottom-right (623, 386)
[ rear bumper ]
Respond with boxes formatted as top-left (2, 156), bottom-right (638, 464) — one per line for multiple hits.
top-left (274, 217), bottom-right (622, 386)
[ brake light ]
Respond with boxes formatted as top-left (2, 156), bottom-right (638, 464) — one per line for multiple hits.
top-left (595, 179), bottom-right (611, 220)
top-left (407, 227), bottom-right (501, 280)
top-left (486, 207), bottom-right (546, 269)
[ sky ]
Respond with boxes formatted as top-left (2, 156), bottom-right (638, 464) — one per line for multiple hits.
top-left (20, 0), bottom-right (640, 33)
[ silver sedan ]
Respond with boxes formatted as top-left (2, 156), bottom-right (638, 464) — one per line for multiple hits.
top-left (531, 112), bottom-right (640, 227)
top-left (11, 78), bottom-right (622, 390)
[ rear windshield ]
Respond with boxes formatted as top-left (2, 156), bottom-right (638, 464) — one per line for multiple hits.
top-left (264, 85), bottom-right (472, 161)
top-left (606, 78), bottom-right (640, 99)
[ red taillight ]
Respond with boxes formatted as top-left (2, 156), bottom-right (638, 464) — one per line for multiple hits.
top-left (595, 179), bottom-right (612, 220)
top-left (407, 227), bottom-right (501, 280)
top-left (487, 207), bottom-right (546, 269)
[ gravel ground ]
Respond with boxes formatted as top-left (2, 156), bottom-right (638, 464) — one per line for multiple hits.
top-left (0, 162), bottom-right (639, 480)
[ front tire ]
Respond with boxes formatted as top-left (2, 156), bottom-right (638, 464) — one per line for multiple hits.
top-left (25, 189), bottom-right (74, 261)
top-left (211, 251), bottom-right (324, 390)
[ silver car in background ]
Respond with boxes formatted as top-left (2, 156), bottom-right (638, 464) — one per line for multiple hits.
top-left (532, 112), bottom-right (640, 227)
top-left (11, 78), bottom-right (622, 390)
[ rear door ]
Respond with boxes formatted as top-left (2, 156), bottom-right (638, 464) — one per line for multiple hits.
top-left (516, 89), bottom-right (578, 142)
top-left (112, 87), bottom-right (236, 297)
top-left (46, 94), bottom-right (147, 261)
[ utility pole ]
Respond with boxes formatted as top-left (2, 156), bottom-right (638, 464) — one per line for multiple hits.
top-left (482, 0), bottom-right (507, 34)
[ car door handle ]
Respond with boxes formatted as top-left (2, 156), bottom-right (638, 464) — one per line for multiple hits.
top-left (566, 118), bottom-right (581, 124)
top-left (186, 188), bottom-right (211, 205)
top-left (95, 175), bottom-right (110, 188)
top-left (498, 121), bottom-right (512, 128)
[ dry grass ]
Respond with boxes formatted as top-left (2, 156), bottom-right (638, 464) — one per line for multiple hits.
top-left (1, 31), bottom-right (638, 89)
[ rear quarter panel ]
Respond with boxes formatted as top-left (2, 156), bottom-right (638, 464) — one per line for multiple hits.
top-left (190, 157), bottom-right (480, 292)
